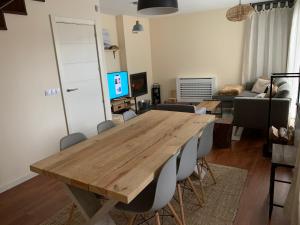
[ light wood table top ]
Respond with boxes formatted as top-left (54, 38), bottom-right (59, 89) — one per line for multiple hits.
top-left (30, 110), bottom-right (215, 204)
top-left (196, 100), bottom-right (221, 112)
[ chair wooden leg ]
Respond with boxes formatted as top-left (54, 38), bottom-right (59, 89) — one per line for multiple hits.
top-left (187, 177), bottom-right (203, 207)
top-left (155, 212), bottom-right (161, 225)
top-left (127, 214), bottom-right (137, 225)
top-left (203, 157), bottom-right (216, 184)
top-left (66, 203), bottom-right (76, 225)
top-left (196, 162), bottom-right (205, 202)
top-left (177, 183), bottom-right (186, 225)
top-left (167, 203), bottom-right (183, 225)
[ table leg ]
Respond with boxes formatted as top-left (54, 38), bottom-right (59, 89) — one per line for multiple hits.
top-left (220, 102), bottom-right (223, 117)
top-left (64, 185), bottom-right (117, 225)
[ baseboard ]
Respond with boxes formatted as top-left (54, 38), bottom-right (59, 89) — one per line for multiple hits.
top-left (0, 173), bottom-right (37, 193)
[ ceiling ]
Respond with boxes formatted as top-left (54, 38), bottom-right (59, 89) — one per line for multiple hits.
top-left (99, 0), bottom-right (266, 17)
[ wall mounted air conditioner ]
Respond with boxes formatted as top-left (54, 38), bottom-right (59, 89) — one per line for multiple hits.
top-left (176, 76), bottom-right (216, 103)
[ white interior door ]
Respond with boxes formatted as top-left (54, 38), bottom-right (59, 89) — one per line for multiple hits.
top-left (53, 18), bottom-right (106, 137)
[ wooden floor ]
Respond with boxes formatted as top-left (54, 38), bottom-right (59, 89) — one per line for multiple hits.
top-left (0, 129), bottom-right (292, 225)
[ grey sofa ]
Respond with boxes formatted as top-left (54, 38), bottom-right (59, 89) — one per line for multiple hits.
top-left (233, 78), bottom-right (291, 130)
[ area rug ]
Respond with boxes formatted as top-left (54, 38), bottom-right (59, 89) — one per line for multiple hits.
top-left (40, 164), bottom-right (247, 225)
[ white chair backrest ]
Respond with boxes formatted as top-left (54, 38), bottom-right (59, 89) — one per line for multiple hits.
top-left (123, 110), bottom-right (137, 121)
top-left (60, 133), bottom-right (87, 151)
top-left (197, 122), bottom-right (215, 158)
top-left (177, 136), bottom-right (198, 182)
top-left (97, 120), bottom-right (116, 134)
top-left (151, 152), bottom-right (179, 211)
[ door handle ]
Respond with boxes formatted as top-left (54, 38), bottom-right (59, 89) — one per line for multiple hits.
top-left (66, 88), bottom-right (79, 92)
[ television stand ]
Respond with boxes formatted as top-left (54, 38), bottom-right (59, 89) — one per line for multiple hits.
top-left (111, 97), bottom-right (133, 113)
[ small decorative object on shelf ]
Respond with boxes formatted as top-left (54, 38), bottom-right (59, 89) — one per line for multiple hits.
top-left (106, 45), bottom-right (119, 59)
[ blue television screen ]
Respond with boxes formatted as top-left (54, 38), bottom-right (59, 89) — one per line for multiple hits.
top-left (106, 71), bottom-right (129, 100)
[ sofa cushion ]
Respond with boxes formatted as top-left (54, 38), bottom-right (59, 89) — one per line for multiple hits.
top-left (245, 81), bottom-right (255, 91)
top-left (274, 78), bottom-right (287, 87)
top-left (274, 83), bottom-right (290, 98)
top-left (238, 90), bottom-right (258, 98)
top-left (218, 85), bottom-right (244, 96)
top-left (252, 78), bottom-right (270, 93)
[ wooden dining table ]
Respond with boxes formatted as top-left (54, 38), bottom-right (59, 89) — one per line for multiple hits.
top-left (30, 110), bottom-right (215, 225)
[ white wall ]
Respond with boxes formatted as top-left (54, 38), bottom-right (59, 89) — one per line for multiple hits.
top-left (0, 0), bottom-right (111, 192)
top-left (100, 14), bottom-right (121, 72)
top-left (150, 9), bottom-right (245, 101)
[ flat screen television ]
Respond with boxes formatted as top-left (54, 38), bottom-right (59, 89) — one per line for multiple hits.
top-left (106, 71), bottom-right (129, 100)
top-left (130, 72), bottom-right (148, 97)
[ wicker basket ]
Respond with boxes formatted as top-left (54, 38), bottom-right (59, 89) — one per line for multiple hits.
top-left (226, 4), bottom-right (255, 22)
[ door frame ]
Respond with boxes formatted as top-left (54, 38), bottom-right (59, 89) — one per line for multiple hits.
top-left (50, 15), bottom-right (108, 134)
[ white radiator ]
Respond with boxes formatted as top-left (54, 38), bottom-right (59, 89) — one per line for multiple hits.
top-left (176, 76), bottom-right (216, 103)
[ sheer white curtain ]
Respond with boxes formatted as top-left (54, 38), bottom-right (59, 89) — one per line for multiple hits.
top-left (287, 0), bottom-right (300, 117)
top-left (242, 5), bottom-right (293, 83)
top-left (285, 1), bottom-right (300, 224)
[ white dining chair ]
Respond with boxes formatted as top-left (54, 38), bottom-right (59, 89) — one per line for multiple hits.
top-left (196, 121), bottom-right (216, 202)
top-left (60, 132), bottom-right (87, 225)
top-left (123, 110), bottom-right (137, 121)
top-left (97, 120), bottom-right (116, 134)
top-left (176, 136), bottom-right (203, 225)
top-left (115, 152), bottom-right (182, 225)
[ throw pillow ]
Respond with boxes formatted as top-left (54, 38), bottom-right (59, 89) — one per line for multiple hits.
top-left (273, 78), bottom-right (287, 87)
top-left (265, 84), bottom-right (278, 97)
top-left (274, 83), bottom-right (290, 98)
top-left (252, 78), bottom-right (270, 93)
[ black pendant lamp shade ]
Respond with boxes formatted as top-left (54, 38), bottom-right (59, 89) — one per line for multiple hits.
top-left (138, 0), bottom-right (178, 15)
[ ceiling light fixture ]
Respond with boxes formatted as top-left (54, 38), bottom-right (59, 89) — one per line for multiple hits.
top-left (132, 20), bottom-right (144, 33)
top-left (138, 0), bottom-right (178, 15)
top-left (132, 1), bottom-right (144, 33)
top-left (226, 0), bottom-right (255, 22)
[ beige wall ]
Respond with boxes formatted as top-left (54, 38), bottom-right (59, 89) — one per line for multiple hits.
top-left (100, 14), bottom-right (121, 72)
top-left (117, 15), bottom-right (153, 102)
top-left (123, 16), bottom-right (153, 101)
top-left (0, 0), bottom-right (111, 192)
top-left (150, 9), bottom-right (245, 101)
top-left (100, 15), bottom-right (153, 103)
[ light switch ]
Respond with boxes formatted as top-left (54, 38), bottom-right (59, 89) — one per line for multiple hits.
top-left (45, 88), bottom-right (61, 96)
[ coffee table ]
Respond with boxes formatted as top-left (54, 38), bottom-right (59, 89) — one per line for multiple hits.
top-left (213, 117), bottom-right (233, 148)
top-left (196, 100), bottom-right (222, 116)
